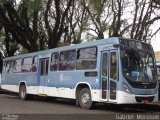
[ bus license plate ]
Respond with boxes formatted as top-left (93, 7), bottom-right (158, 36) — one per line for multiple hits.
top-left (142, 100), bottom-right (149, 104)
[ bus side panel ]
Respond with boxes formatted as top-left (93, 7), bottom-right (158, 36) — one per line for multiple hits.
top-left (47, 70), bottom-right (100, 101)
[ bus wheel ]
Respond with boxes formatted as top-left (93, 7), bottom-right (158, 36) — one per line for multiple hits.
top-left (19, 85), bottom-right (28, 100)
top-left (79, 88), bottom-right (92, 109)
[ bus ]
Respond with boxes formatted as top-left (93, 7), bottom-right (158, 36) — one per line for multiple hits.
top-left (1, 37), bottom-right (159, 109)
top-left (156, 63), bottom-right (160, 99)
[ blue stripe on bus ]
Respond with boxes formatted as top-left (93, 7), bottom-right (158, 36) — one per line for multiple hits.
top-left (2, 80), bottom-right (99, 89)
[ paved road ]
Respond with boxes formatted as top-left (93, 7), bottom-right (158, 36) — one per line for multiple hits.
top-left (0, 90), bottom-right (160, 120)
top-left (0, 90), bottom-right (159, 114)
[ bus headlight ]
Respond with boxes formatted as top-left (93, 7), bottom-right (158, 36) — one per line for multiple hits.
top-left (123, 83), bottom-right (132, 94)
top-left (154, 83), bottom-right (159, 94)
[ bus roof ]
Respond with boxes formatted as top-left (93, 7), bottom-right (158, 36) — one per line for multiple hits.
top-left (3, 37), bottom-right (119, 61)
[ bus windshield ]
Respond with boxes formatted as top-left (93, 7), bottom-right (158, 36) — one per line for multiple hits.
top-left (120, 39), bottom-right (157, 83)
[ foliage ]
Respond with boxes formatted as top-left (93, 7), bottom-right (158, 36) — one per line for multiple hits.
top-left (0, 0), bottom-right (159, 57)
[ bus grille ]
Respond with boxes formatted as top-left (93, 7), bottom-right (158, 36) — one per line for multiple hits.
top-left (135, 96), bottom-right (154, 103)
top-left (130, 83), bottom-right (156, 89)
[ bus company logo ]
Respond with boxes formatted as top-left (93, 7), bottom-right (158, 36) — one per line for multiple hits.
top-left (144, 90), bottom-right (147, 95)
top-left (60, 73), bottom-right (72, 82)
top-left (144, 85), bottom-right (147, 89)
top-left (60, 74), bottom-right (64, 82)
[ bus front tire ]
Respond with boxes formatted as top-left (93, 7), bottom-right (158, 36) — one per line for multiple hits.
top-left (79, 88), bottom-right (92, 109)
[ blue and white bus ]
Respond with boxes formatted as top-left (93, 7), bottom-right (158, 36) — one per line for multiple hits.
top-left (1, 37), bottom-right (159, 109)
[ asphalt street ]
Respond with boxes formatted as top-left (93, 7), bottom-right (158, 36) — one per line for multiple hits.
top-left (0, 90), bottom-right (159, 120)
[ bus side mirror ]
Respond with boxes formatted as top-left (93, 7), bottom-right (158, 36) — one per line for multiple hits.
top-left (0, 54), bottom-right (3, 74)
top-left (113, 44), bottom-right (120, 48)
top-left (113, 44), bottom-right (124, 50)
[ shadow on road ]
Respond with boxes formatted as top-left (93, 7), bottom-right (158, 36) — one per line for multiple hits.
top-left (93, 103), bottom-right (160, 113)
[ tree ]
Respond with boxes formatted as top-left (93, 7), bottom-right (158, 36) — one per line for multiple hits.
top-left (127, 0), bottom-right (160, 42)
top-left (4, 29), bottom-right (19, 56)
top-left (0, 24), bottom-right (18, 56)
top-left (153, 0), bottom-right (160, 5)
top-left (63, 0), bottom-right (90, 44)
top-left (81, 0), bottom-right (109, 39)
top-left (44, 0), bottom-right (73, 48)
top-left (109, 0), bottom-right (124, 37)
top-left (0, 0), bottom-right (160, 57)
top-left (0, 0), bottom-right (45, 52)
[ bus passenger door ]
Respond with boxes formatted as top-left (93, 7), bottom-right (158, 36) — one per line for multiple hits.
top-left (101, 51), bottom-right (109, 101)
top-left (109, 50), bottom-right (118, 102)
top-left (39, 58), bottom-right (49, 94)
top-left (101, 50), bottom-right (118, 102)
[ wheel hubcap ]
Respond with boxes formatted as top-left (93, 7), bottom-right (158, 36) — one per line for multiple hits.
top-left (81, 93), bottom-right (90, 104)
top-left (21, 88), bottom-right (25, 98)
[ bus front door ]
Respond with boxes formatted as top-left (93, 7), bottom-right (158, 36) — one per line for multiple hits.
top-left (101, 50), bottom-right (118, 102)
top-left (38, 58), bottom-right (49, 95)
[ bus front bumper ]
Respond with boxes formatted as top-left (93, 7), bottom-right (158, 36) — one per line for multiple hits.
top-left (117, 91), bottom-right (159, 104)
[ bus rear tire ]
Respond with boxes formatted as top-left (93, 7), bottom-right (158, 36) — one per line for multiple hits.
top-left (19, 85), bottom-right (30, 100)
top-left (79, 88), bottom-right (92, 109)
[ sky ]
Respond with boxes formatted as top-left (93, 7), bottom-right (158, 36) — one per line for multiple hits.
top-left (15, 0), bottom-right (160, 52)
top-left (151, 32), bottom-right (160, 52)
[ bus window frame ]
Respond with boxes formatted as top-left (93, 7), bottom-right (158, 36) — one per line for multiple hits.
top-left (76, 46), bottom-right (97, 70)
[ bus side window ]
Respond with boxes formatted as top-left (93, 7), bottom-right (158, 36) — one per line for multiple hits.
top-left (59, 53), bottom-right (66, 70)
top-left (22, 57), bottom-right (32, 72)
top-left (6, 62), bottom-right (9, 73)
top-left (50, 53), bottom-right (59, 71)
top-left (59, 50), bottom-right (76, 71)
top-left (6, 61), bottom-right (10, 73)
top-left (67, 50), bottom-right (76, 70)
top-left (6, 61), bottom-right (14, 73)
top-left (110, 52), bottom-right (117, 80)
top-left (102, 53), bottom-right (107, 77)
top-left (2, 62), bottom-right (6, 73)
top-left (77, 47), bottom-right (97, 70)
top-left (148, 55), bottom-right (154, 68)
top-left (13, 59), bottom-right (22, 73)
top-left (32, 56), bottom-right (38, 72)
